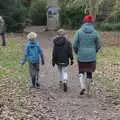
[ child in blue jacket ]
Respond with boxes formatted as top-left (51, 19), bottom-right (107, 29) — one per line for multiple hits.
top-left (20, 32), bottom-right (45, 88)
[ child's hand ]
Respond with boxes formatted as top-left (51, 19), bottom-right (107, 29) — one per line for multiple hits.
top-left (52, 61), bottom-right (55, 67)
top-left (42, 62), bottom-right (44, 65)
top-left (20, 61), bottom-right (24, 65)
top-left (52, 63), bottom-right (55, 67)
top-left (42, 60), bottom-right (45, 65)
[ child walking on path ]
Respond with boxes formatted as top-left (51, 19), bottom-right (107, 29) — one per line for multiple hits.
top-left (20, 32), bottom-right (45, 88)
top-left (52, 29), bottom-right (73, 92)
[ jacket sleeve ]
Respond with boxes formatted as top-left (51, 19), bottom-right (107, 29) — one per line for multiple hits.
top-left (38, 44), bottom-right (45, 64)
top-left (20, 44), bottom-right (28, 65)
top-left (68, 41), bottom-right (73, 60)
top-left (52, 44), bottom-right (56, 65)
top-left (95, 32), bottom-right (102, 53)
top-left (73, 31), bottom-right (79, 54)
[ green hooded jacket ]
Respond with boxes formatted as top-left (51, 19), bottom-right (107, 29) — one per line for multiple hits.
top-left (73, 23), bottom-right (101, 62)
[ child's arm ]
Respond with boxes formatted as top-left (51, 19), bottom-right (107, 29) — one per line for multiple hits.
top-left (52, 45), bottom-right (56, 67)
top-left (95, 32), bottom-right (102, 53)
top-left (73, 31), bottom-right (79, 54)
top-left (38, 44), bottom-right (45, 65)
top-left (68, 41), bottom-right (74, 65)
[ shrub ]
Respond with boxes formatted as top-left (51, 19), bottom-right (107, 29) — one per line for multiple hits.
top-left (29, 0), bottom-right (47, 25)
top-left (96, 22), bottom-right (120, 31)
top-left (59, 6), bottom-right (85, 29)
top-left (112, 23), bottom-right (120, 31)
top-left (0, 0), bottom-right (27, 32)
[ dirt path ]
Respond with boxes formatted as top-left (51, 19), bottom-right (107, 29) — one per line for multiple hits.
top-left (21, 31), bottom-right (120, 120)
top-left (0, 30), bottom-right (120, 120)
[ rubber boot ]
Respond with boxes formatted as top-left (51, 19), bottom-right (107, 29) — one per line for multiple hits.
top-left (79, 74), bottom-right (86, 95)
top-left (86, 78), bottom-right (92, 95)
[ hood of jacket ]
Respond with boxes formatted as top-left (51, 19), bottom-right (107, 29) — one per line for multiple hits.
top-left (54, 36), bottom-right (66, 46)
top-left (81, 23), bottom-right (95, 34)
top-left (28, 40), bottom-right (38, 47)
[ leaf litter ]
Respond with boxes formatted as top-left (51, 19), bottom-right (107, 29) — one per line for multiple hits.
top-left (0, 32), bottom-right (120, 120)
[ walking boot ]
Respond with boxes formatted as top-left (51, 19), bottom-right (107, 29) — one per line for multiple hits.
top-left (36, 82), bottom-right (40, 88)
top-left (79, 74), bottom-right (86, 95)
top-left (80, 88), bottom-right (86, 95)
top-left (63, 83), bottom-right (67, 92)
top-left (31, 77), bottom-right (36, 87)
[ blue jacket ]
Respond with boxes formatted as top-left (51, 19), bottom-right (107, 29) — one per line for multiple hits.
top-left (20, 40), bottom-right (44, 64)
top-left (73, 23), bottom-right (101, 62)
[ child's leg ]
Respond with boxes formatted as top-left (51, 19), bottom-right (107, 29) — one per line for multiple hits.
top-left (61, 66), bottom-right (68, 92)
top-left (57, 65), bottom-right (62, 82)
top-left (35, 63), bottom-right (40, 87)
top-left (62, 66), bottom-right (68, 83)
top-left (29, 64), bottom-right (36, 87)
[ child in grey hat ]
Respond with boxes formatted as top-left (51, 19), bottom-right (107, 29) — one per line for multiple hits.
top-left (52, 29), bottom-right (73, 92)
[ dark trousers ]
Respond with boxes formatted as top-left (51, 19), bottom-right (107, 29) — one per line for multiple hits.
top-left (29, 63), bottom-right (39, 86)
top-left (0, 33), bottom-right (6, 46)
top-left (79, 72), bottom-right (92, 79)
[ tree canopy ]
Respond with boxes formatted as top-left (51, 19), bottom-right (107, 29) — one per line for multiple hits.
top-left (0, 0), bottom-right (119, 31)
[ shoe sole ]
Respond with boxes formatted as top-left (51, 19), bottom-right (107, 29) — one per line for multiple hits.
top-left (80, 89), bottom-right (86, 95)
top-left (63, 83), bottom-right (67, 92)
top-left (36, 83), bottom-right (40, 87)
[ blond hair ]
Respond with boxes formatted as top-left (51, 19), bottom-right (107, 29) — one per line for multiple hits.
top-left (57, 29), bottom-right (65, 36)
top-left (27, 32), bottom-right (37, 40)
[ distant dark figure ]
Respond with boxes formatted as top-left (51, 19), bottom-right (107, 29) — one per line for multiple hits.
top-left (0, 16), bottom-right (6, 46)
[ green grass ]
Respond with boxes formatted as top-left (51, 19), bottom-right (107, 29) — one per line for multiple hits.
top-left (0, 39), bottom-right (29, 119)
top-left (0, 37), bottom-right (120, 118)
top-left (95, 47), bottom-right (120, 97)
top-left (0, 39), bottom-right (28, 77)
top-left (0, 38), bottom-right (29, 88)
